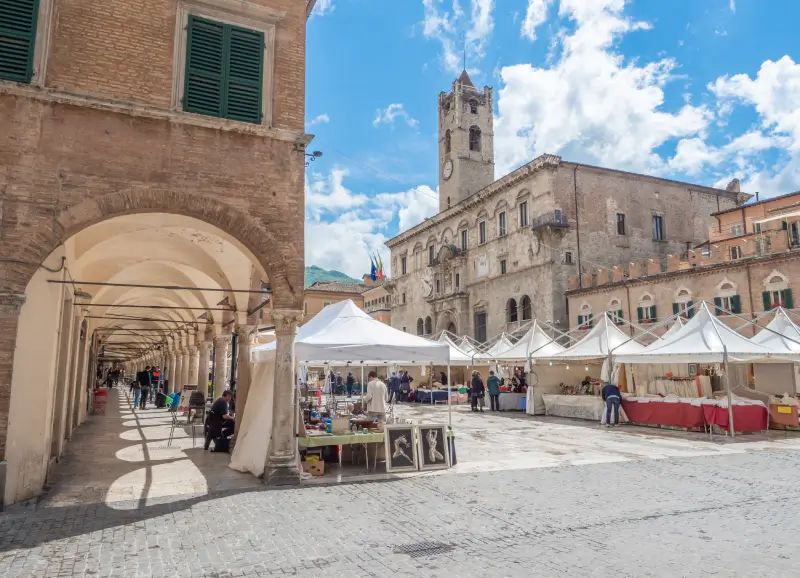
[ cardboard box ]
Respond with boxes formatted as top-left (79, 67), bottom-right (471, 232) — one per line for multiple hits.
top-left (302, 459), bottom-right (325, 476)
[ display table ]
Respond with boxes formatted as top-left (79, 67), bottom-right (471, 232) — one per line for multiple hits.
top-left (701, 400), bottom-right (768, 433)
top-left (542, 394), bottom-right (606, 421)
top-left (498, 392), bottom-right (526, 411)
top-left (298, 431), bottom-right (385, 448)
top-left (769, 403), bottom-right (799, 429)
top-left (622, 397), bottom-right (705, 430)
top-left (415, 389), bottom-right (450, 404)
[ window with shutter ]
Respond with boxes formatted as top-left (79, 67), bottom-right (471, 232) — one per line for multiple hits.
top-left (0, 0), bottom-right (40, 83)
top-left (184, 16), bottom-right (263, 124)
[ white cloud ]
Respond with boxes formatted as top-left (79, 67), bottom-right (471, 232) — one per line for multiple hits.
top-left (304, 169), bottom-right (439, 277)
top-left (669, 138), bottom-right (723, 175)
top-left (312, 0), bottom-right (335, 16)
top-left (307, 113), bottom-right (330, 127)
top-left (729, 0), bottom-right (736, 13)
top-left (521, 0), bottom-right (553, 41)
top-left (373, 103), bottom-right (419, 128)
top-left (495, 0), bottom-right (709, 175)
top-left (420, 0), bottom-right (495, 74)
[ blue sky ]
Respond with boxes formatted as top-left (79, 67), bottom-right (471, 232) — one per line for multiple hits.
top-left (304, 0), bottom-right (800, 277)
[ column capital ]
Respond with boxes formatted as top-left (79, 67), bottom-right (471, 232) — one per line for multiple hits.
top-left (271, 309), bottom-right (304, 336)
top-left (213, 334), bottom-right (230, 347)
top-left (0, 292), bottom-right (26, 315)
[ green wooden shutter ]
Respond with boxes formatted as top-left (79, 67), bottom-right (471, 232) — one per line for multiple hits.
top-left (687, 300), bottom-right (694, 318)
top-left (672, 302), bottom-right (679, 315)
top-left (714, 296), bottom-right (722, 315)
top-left (226, 25), bottom-right (263, 123)
top-left (782, 220), bottom-right (788, 230)
top-left (0, 0), bottom-right (40, 83)
top-left (782, 289), bottom-right (793, 309)
top-left (649, 305), bottom-right (657, 321)
top-left (730, 294), bottom-right (741, 314)
top-left (184, 16), bottom-right (225, 117)
top-left (587, 313), bottom-right (593, 327)
top-left (637, 307), bottom-right (643, 322)
top-left (616, 309), bottom-right (624, 323)
top-left (762, 291), bottom-right (771, 310)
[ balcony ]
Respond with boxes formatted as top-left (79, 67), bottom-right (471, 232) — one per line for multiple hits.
top-left (532, 211), bottom-right (569, 230)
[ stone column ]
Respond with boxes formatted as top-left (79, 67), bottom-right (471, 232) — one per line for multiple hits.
top-left (197, 341), bottom-right (211, 399)
top-left (233, 324), bottom-right (256, 436)
top-left (173, 350), bottom-right (184, 389)
top-left (0, 293), bottom-right (26, 471)
top-left (180, 348), bottom-right (191, 389)
top-left (264, 309), bottom-right (303, 485)
top-left (187, 345), bottom-right (199, 385)
top-left (212, 334), bottom-right (229, 400)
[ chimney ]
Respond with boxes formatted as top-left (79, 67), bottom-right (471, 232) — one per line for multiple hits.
top-left (726, 178), bottom-right (741, 193)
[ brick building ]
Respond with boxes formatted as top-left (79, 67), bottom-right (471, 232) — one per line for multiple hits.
top-left (566, 191), bottom-right (800, 337)
top-left (0, 0), bottom-right (313, 505)
top-left (386, 72), bottom-right (747, 342)
top-left (303, 281), bottom-right (367, 322)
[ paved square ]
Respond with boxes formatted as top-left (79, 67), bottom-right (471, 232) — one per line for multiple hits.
top-left (2, 390), bottom-right (800, 577)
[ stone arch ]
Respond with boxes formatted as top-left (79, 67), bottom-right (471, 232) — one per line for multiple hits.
top-left (520, 295), bottom-right (532, 320)
top-left (435, 310), bottom-right (458, 335)
top-left (506, 298), bottom-right (518, 323)
top-left (424, 316), bottom-right (433, 335)
top-left (4, 189), bottom-right (301, 308)
top-left (417, 318), bottom-right (424, 335)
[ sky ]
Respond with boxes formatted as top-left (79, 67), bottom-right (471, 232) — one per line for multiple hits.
top-left (304, 0), bottom-right (800, 278)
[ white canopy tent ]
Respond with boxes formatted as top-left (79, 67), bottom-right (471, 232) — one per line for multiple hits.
top-left (544, 314), bottom-right (645, 361)
top-left (751, 307), bottom-right (800, 354)
top-left (474, 333), bottom-right (515, 362)
top-left (231, 300), bottom-right (451, 477)
top-left (490, 321), bottom-right (565, 362)
top-left (437, 333), bottom-right (474, 366)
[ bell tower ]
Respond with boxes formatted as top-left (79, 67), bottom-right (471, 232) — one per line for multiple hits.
top-left (438, 70), bottom-right (495, 212)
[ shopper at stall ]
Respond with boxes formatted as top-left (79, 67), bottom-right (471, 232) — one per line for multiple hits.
top-left (487, 370), bottom-right (501, 411)
top-left (601, 382), bottom-right (622, 426)
top-left (440, 371), bottom-right (448, 386)
top-left (400, 370), bottom-right (413, 401)
top-left (387, 371), bottom-right (401, 404)
top-left (470, 371), bottom-right (485, 413)
top-left (363, 371), bottom-right (388, 421)
top-left (205, 390), bottom-right (236, 451)
top-left (345, 372), bottom-right (355, 397)
top-left (137, 366), bottom-right (152, 410)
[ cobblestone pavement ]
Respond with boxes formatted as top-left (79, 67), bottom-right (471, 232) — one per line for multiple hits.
top-left (2, 392), bottom-right (800, 577)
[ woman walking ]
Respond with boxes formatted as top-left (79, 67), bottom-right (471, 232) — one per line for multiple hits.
top-left (470, 370), bottom-right (485, 413)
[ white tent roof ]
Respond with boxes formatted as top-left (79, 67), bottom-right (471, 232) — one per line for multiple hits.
top-left (616, 301), bottom-right (780, 364)
top-left (251, 300), bottom-right (450, 365)
top-left (662, 316), bottom-right (685, 338)
top-left (474, 334), bottom-right (515, 361)
top-left (437, 333), bottom-right (474, 366)
top-left (490, 321), bottom-right (565, 361)
top-left (545, 314), bottom-right (645, 361)
top-left (751, 307), bottom-right (800, 354)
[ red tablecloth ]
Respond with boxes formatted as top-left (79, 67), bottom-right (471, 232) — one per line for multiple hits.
top-left (622, 400), bottom-right (705, 429)
top-left (702, 404), bottom-right (768, 433)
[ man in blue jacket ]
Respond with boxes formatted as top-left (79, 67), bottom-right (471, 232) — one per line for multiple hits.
top-left (601, 382), bottom-right (622, 426)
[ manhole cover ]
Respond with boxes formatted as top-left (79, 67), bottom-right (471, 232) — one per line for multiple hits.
top-left (394, 541), bottom-right (455, 558)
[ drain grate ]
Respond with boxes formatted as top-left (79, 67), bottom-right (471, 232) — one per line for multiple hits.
top-left (394, 541), bottom-right (456, 558)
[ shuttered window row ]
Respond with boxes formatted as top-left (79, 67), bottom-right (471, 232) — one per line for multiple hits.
top-left (0, 0), bottom-right (40, 83)
top-left (184, 16), bottom-right (264, 124)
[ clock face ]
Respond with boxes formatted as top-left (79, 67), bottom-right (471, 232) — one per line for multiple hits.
top-left (443, 159), bottom-right (453, 180)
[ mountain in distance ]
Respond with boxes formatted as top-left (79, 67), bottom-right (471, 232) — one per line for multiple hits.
top-left (304, 266), bottom-right (361, 288)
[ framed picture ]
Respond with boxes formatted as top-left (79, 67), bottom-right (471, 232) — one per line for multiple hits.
top-left (416, 424), bottom-right (450, 470)
top-left (385, 425), bottom-right (418, 473)
top-left (688, 364), bottom-right (698, 377)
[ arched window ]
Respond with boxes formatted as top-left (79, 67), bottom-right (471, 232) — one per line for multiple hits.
top-left (416, 318), bottom-right (424, 335)
top-left (469, 99), bottom-right (478, 114)
top-left (469, 126), bottom-right (481, 151)
top-left (521, 295), bottom-right (532, 321)
top-left (607, 298), bottom-right (623, 324)
top-left (637, 294), bottom-right (656, 323)
top-left (763, 272), bottom-right (791, 310)
top-left (447, 322), bottom-right (457, 334)
top-left (444, 129), bottom-right (451, 154)
top-left (673, 288), bottom-right (693, 318)
top-left (507, 298), bottom-right (518, 323)
top-left (424, 316), bottom-right (433, 335)
top-left (578, 303), bottom-right (593, 328)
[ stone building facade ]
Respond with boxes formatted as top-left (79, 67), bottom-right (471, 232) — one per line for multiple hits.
top-left (363, 283), bottom-right (391, 325)
top-left (566, 192), bottom-right (800, 337)
top-left (304, 281), bottom-right (366, 322)
top-left (0, 0), bottom-right (312, 505)
top-left (386, 72), bottom-right (747, 343)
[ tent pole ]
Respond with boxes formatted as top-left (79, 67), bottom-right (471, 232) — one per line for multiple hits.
top-left (360, 364), bottom-right (364, 405)
top-left (447, 364), bottom-right (452, 427)
top-left (724, 347), bottom-right (735, 437)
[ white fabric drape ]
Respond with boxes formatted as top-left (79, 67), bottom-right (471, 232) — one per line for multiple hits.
top-left (229, 358), bottom-right (276, 477)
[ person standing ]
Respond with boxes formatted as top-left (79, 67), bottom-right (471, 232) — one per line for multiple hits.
top-left (470, 371), bottom-right (485, 413)
top-left (601, 382), bottom-right (622, 426)
top-left (138, 366), bottom-right (152, 410)
top-left (399, 370), bottom-right (413, 401)
top-left (487, 370), bottom-right (501, 411)
top-left (387, 371), bottom-right (400, 404)
top-left (131, 371), bottom-right (142, 409)
top-left (363, 371), bottom-right (388, 422)
top-left (345, 372), bottom-right (355, 397)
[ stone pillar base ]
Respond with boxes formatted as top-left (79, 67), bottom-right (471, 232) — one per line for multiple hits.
top-left (263, 452), bottom-right (300, 486)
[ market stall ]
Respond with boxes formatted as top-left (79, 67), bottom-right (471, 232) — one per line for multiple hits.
top-left (616, 302), bottom-right (782, 435)
top-left (231, 300), bottom-right (451, 477)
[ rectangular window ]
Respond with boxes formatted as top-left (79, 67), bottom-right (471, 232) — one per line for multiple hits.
top-left (400, 256), bottom-right (407, 275)
top-left (479, 221), bottom-right (486, 244)
top-left (402, 292), bottom-right (406, 304)
top-left (498, 211), bottom-right (507, 237)
top-left (0, 0), bottom-right (40, 83)
top-left (729, 245), bottom-right (742, 260)
top-left (455, 273), bottom-right (460, 289)
top-left (519, 201), bottom-right (529, 227)
top-left (714, 295), bottom-right (741, 315)
top-left (730, 223), bottom-right (744, 236)
top-left (564, 251), bottom-right (573, 265)
top-left (460, 229), bottom-right (468, 251)
top-left (672, 301), bottom-right (694, 318)
top-left (652, 214), bottom-right (665, 241)
top-left (763, 289), bottom-right (793, 310)
top-left (402, 326), bottom-right (407, 333)
top-left (578, 314), bottom-right (593, 329)
top-left (611, 309), bottom-right (624, 324)
top-left (428, 245), bottom-right (435, 265)
top-left (500, 259), bottom-right (507, 275)
top-left (637, 305), bottom-right (657, 322)
top-left (616, 213), bottom-right (626, 235)
top-left (184, 16), bottom-right (264, 124)
top-left (753, 222), bottom-right (762, 234)
top-left (474, 312), bottom-right (487, 343)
